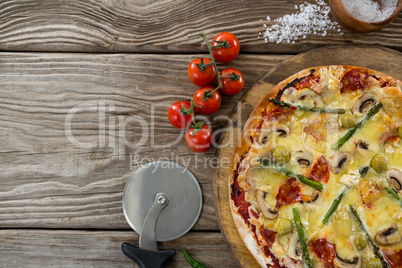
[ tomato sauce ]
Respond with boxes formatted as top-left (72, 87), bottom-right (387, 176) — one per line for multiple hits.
top-left (231, 174), bottom-right (251, 224)
top-left (263, 246), bottom-right (286, 268)
top-left (309, 238), bottom-right (336, 266)
top-left (340, 69), bottom-right (371, 93)
top-left (309, 155), bottom-right (330, 183)
top-left (381, 78), bottom-right (397, 88)
top-left (383, 250), bottom-right (402, 268)
top-left (251, 209), bottom-right (259, 219)
top-left (275, 177), bottom-right (302, 207)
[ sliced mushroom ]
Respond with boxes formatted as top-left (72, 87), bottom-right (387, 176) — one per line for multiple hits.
top-left (293, 150), bottom-right (314, 167)
top-left (356, 140), bottom-right (369, 151)
top-left (300, 191), bottom-right (320, 204)
top-left (258, 128), bottom-right (272, 145)
top-left (353, 94), bottom-right (376, 114)
top-left (256, 190), bottom-right (278, 220)
top-left (297, 88), bottom-right (323, 106)
top-left (275, 124), bottom-right (289, 137)
top-left (281, 87), bottom-right (298, 104)
top-left (386, 169), bottom-right (402, 192)
top-left (330, 152), bottom-right (351, 174)
top-left (287, 232), bottom-right (302, 261)
top-left (334, 253), bottom-right (361, 268)
top-left (375, 226), bottom-right (402, 245)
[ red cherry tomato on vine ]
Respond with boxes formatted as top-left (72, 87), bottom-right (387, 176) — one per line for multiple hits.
top-left (188, 58), bottom-right (217, 87)
top-left (220, 68), bottom-right (244, 95)
top-left (168, 101), bottom-right (195, 129)
top-left (212, 32), bottom-right (240, 63)
top-left (193, 86), bottom-right (221, 115)
top-left (185, 124), bottom-right (213, 153)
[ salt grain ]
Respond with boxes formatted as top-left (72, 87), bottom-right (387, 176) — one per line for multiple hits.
top-left (341, 0), bottom-right (398, 22)
top-left (261, 0), bottom-right (342, 44)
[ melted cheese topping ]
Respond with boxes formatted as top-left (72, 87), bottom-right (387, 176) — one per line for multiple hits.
top-left (237, 66), bottom-right (402, 267)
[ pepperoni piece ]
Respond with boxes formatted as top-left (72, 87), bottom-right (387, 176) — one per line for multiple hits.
top-left (309, 155), bottom-right (330, 183)
top-left (383, 250), bottom-right (402, 268)
top-left (275, 177), bottom-right (303, 207)
top-left (260, 226), bottom-right (276, 248)
top-left (266, 106), bottom-right (296, 121)
top-left (310, 238), bottom-right (336, 266)
top-left (295, 75), bottom-right (320, 90)
top-left (340, 69), bottom-right (371, 93)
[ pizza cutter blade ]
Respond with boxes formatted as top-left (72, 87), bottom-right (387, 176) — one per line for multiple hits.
top-left (121, 161), bottom-right (203, 268)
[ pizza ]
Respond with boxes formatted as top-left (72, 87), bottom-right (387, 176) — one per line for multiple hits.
top-left (229, 65), bottom-right (402, 268)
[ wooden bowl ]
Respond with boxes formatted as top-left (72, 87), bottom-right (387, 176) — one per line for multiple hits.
top-left (329, 0), bottom-right (402, 32)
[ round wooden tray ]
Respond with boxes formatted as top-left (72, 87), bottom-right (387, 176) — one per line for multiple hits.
top-left (212, 45), bottom-right (402, 267)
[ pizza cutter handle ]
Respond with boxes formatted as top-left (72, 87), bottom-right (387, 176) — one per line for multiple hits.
top-left (122, 242), bottom-right (175, 268)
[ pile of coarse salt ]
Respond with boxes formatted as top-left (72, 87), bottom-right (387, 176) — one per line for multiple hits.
top-left (260, 0), bottom-right (342, 44)
top-left (341, 0), bottom-right (398, 22)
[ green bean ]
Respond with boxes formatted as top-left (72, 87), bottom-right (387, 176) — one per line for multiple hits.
top-left (260, 159), bottom-right (323, 191)
top-left (292, 208), bottom-right (313, 268)
top-left (182, 248), bottom-right (208, 268)
top-left (322, 190), bottom-right (346, 224)
top-left (349, 206), bottom-right (390, 268)
top-left (332, 103), bottom-right (382, 151)
top-left (270, 99), bottom-right (346, 114)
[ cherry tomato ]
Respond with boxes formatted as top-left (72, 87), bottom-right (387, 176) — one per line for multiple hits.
top-left (168, 101), bottom-right (195, 129)
top-left (212, 32), bottom-right (240, 63)
top-left (220, 68), bottom-right (244, 95)
top-left (193, 86), bottom-right (221, 115)
top-left (185, 124), bottom-right (213, 153)
top-left (188, 58), bottom-right (217, 87)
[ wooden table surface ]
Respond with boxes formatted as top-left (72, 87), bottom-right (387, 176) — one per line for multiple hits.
top-left (0, 1), bottom-right (401, 267)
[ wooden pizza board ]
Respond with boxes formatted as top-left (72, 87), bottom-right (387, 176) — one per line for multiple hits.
top-left (212, 45), bottom-right (402, 268)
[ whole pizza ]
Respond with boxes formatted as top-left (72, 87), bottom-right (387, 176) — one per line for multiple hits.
top-left (229, 65), bottom-right (402, 267)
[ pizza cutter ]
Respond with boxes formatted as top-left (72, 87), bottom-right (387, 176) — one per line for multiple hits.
top-left (121, 161), bottom-right (203, 268)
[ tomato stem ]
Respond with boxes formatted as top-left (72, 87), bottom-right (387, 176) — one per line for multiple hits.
top-left (180, 98), bottom-right (200, 126)
top-left (220, 72), bottom-right (240, 81)
top-left (202, 88), bottom-right (214, 102)
top-left (190, 121), bottom-right (205, 137)
top-left (195, 58), bottom-right (214, 73)
top-left (188, 32), bottom-right (224, 98)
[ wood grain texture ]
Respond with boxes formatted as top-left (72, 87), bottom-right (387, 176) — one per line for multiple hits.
top-left (0, 0), bottom-right (401, 53)
top-left (0, 52), bottom-right (290, 230)
top-left (0, 229), bottom-right (239, 268)
top-left (213, 46), bottom-right (402, 267)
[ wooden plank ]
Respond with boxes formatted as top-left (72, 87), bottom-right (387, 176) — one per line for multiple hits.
top-left (0, 229), bottom-right (239, 267)
top-left (213, 46), bottom-right (402, 267)
top-left (0, 52), bottom-right (290, 229)
top-left (0, 0), bottom-right (401, 53)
